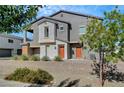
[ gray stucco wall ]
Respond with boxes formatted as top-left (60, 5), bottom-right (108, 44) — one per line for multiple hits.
top-left (38, 21), bottom-right (55, 43)
top-left (30, 18), bottom-right (69, 45)
top-left (29, 12), bottom-right (95, 46)
top-left (0, 36), bottom-right (22, 49)
top-left (0, 35), bottom-right (22, 56)
top-left (30, 23), bottom-right (39, 46)
top-left (52, 12), bottom-right (89, 42)
top-left (56, 22), bottom-right (69, 42)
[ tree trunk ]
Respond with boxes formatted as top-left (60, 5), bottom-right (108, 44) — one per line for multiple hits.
top-left (99, 47), bottom-right (104, 86)
top-left (102, 50), bottom-right (105, 86)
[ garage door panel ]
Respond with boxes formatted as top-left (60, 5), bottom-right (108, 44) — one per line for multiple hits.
top-left (0, 49), bottom-right (12, 57)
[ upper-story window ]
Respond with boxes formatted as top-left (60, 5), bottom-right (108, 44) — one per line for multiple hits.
top-left (44, 26), bottom-right (49, 37)
top-left (59, 25), bottom-right (64, 31)
top-left (79, 26), bottom-right (86, 34)
top-left (8, 39), bottom-right (14, 43)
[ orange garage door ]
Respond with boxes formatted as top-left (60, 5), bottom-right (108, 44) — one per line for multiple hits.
top-left (76, 47), bottom-right (82, 59)
top-left (58, 45), bottom-right (64, 59)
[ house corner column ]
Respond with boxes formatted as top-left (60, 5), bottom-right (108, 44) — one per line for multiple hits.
top-left (23, 31), bottom-right (27, 43)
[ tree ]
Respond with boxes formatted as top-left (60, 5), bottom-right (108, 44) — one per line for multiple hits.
top-left (80, 7), bottom-right (124, 86)
top-left (0, 5), bottom-right (42, 33)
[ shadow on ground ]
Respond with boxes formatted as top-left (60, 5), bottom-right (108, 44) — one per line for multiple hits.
top-left (57, 78), bottom-right (80, 87)
top-left (91, 62), bottom-right (124, 83)
top-left (27, 78), bottom-right (92, 87)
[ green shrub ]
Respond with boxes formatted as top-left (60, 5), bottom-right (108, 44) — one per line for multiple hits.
top-left (54, 56), bottom-right (62, 61)
top-left (5, 68), bottom-right (54, 84)
top-left (37, 69), bottom-right (54, 83)
top-left (12, 55), bottom-right (19, 60)
top-left (41, 56), bottom-right (50, 61)
top-left (30, 55), bottom-right (40, 61)
top-left (20, 55), bottom-right (29, 61)
top-left (12, 55), bottom-right (41, 61)
top-left (23, 69), bottom-right (54, 84)
top-left (5, 68), bottom-right (30, 81)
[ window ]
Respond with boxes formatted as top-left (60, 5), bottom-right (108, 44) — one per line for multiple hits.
top-left (59, 25), bottom-right (64, 31)
top-left (44, 26), bottom-right (49, 37)
top-left (8, 39), bottom-right (14, 43)
top-left (79, 26), bottom-right (86, 34)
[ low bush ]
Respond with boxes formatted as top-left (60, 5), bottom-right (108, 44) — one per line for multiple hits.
top-left (5, 68), bottom-right (30, 81)
top-left (30, 55), bottom-right (40, 61)
top-left (20, 55), bottom-right (29, 61)
top-left (54, 56), bottom-right (62, 61)
top-left (5, 68), bottom-right (54, 84)
top-left (41, 56), bottom-right (50, 61)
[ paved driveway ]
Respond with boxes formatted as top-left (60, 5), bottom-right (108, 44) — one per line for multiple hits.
top-left (0, 60), bottom-right (124, 87)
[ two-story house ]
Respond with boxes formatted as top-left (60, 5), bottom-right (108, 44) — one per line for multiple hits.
top-left (0, 34), bottom-right (23, 57)
top-left (22, 10), bottom-right (102, 59)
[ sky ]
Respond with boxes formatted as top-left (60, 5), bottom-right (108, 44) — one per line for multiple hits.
top-left (37, 5), bottom-right (124, 17)
top-left (11, 5), bottom-right (124, 38)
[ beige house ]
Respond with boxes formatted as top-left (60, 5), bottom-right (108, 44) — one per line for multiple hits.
top-left (22, 10), bottom-right (102, 60)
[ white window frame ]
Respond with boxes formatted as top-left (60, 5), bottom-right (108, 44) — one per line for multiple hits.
top-left (44, 26), bottom-right (49, 38)
top-left (79, 25), bottom-right (86, 35)
top-left (59, 25), bottom-right (64, 32)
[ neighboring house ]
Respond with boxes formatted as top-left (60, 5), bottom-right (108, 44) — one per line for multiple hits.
top-left (22, 10), bottom-right (102, 59)
top-left (0, 34), bottom-right (23, 57)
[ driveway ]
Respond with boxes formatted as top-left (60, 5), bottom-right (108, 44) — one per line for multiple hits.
top-left (0, 60), bottom-right (124, 87)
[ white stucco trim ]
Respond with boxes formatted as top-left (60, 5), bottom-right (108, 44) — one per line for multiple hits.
top-left (40, 40), bottom-right (68, 60)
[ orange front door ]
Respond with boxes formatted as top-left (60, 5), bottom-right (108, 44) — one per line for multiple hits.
top-left (58, 45), bottom-right (64, 59)
top-left (76, 47), bottom-right (82, 59)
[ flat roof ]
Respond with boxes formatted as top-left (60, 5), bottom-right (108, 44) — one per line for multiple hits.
top-left (0, 34), bottom-right (23, 40)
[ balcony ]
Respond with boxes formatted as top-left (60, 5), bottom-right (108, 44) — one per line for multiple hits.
top-left (23, 28), bottom-right (33, 41)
